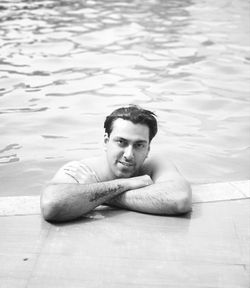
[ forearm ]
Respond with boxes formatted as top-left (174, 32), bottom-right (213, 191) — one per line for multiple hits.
top-left (107, 179), bottom-right (192, 215)
top-left (41, 180), bottom-right (128, 222)
top-left (41, 175), bottom-right (152, 222)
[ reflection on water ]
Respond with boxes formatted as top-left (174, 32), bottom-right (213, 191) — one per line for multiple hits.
top-left (0, 0), bottom-right (250, 195)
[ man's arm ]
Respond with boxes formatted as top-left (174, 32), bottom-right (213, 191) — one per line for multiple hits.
top-left (106, 159), bottom-right (192, 215)
top-left (40, 174), bottom-right (152, 222)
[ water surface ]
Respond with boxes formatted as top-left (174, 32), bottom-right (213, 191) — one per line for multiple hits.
top-left (0, 0), bottom-right (250, 196)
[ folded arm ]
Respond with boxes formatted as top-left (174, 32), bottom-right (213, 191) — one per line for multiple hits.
top-left (106, 160), bottom-right (192, 215)
top-left (41, 159), bottom-right (192, 222)
top-left (40, 175), bottom-right (152, 222)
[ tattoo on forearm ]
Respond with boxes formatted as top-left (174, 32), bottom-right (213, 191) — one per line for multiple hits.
top-left (89, 184), bottom-right (123, 202)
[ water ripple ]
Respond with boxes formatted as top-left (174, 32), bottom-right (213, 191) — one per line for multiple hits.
top-left (0, 0), bottom-right (249, 192)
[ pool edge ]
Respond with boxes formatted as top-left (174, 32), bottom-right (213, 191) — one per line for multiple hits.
top-left (0, 180), bottom-right (249, 216)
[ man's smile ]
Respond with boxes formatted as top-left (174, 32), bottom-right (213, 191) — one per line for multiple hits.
top-left (118, 161), bottom-right (135, 168)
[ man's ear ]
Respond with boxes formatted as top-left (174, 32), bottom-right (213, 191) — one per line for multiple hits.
top-left (103, 133), bottom-right (109, 150)
top-left (146, 145), bottom-right (150, 158)
top-left (104, 133), bottom-right (109, 143)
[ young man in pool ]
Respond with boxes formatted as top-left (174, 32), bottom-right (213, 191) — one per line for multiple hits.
top-left (41, 105), bottom-right (192, 222)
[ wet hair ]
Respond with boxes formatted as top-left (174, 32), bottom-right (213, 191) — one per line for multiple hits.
top-left (104, 105), bottom-right (158, 142)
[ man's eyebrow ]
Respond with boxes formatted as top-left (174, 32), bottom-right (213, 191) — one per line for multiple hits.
top-left (135, 140), bottom-right (148, 144)
top-left (114, 137), bottom-right (147, 143)
top-left (114, 137), bottom-right (127, 141)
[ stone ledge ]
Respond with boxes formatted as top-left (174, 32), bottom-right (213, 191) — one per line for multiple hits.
top-left (0, 180), bottom-right (249, 216)
top-left (192, 180), bottom-right (250, 203)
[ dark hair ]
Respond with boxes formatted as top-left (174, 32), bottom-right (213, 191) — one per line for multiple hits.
top-left (104, 105), bottom-right (158, 142)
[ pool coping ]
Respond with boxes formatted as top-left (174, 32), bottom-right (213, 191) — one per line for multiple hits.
top-left (0, 179), bottom-right (249, 216)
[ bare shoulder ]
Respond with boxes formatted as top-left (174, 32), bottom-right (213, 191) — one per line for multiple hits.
top-left (51, 157), bottom-right (101, 184)
top-left (81, 157), bottom-right (100, 168)
top-left (140, 154), bottom-right (182, 182)
top-left (83, 156), bottom-right (110, 182)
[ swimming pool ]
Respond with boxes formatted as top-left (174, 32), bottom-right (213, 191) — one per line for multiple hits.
top-left (0, 0), bottom-right (249, 196)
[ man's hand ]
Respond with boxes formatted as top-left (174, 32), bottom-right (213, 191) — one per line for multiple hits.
top-left (128, 175), bottom-right (153, 190)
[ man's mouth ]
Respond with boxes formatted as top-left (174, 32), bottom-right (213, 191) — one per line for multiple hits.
top-left (119, 161), bottom-right (134, 168)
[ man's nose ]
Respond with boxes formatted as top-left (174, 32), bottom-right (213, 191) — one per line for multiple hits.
top-left (123, 145), bottom-right (134, 160)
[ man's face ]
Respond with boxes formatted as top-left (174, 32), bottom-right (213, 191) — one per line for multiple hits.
top-left (104, 118), bottom-right (150, 178)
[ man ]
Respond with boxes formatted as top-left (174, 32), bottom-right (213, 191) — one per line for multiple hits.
top-left (41, 105), bottom-right (192, 222)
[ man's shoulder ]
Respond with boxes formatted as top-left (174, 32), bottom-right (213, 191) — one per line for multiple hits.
top-left (140, 154), bottom-right (177, 179)
top-left (139, 156), bottom-right (159, 177)
top-left (51, 158), bottom-right (100, 184)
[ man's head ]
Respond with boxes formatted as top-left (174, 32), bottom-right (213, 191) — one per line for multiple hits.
top-left (103, 105), bottom-right (158, 178)
top-left (104, 105), bottom-right (158, 142)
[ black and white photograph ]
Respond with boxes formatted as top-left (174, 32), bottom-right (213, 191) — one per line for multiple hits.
top-left (0, 0), bottom-right (249, 287)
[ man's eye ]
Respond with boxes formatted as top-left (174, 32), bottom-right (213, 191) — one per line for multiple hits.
top-left (135, 143), bottom-right (144, 149)
top-left (117, 139), bottom-right (126, 146)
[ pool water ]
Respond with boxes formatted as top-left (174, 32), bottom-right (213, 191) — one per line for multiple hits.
top-left (0, 0), bottom-right (249, 196)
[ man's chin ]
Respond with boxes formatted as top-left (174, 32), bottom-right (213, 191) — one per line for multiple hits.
top-left (115, 169), bottom-right (135, 179)
top-left (116, 172), bottom-right (133, 178)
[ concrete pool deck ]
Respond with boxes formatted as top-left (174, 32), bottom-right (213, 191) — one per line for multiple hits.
top-left (0, 180), bottom-right (249, 287)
